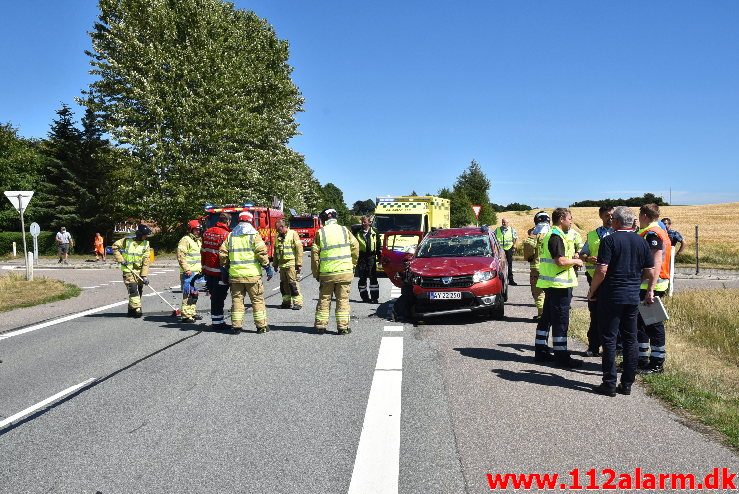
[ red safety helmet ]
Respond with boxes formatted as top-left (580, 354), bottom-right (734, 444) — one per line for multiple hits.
top-left (188, 219), bottom-right (202, 231)
top-left (238, 211), bottom-right (254, 222)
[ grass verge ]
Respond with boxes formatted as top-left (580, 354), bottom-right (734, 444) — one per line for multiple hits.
top-left (569, 288), bottom-right (739, 450)
top-left (0, 274), bottom-right (81, 312)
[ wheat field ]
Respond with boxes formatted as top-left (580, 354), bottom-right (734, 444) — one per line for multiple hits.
top-left (499, 202), bottom-right (739, 267)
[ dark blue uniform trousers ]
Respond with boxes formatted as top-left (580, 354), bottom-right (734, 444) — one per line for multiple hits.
top-left (598, 300), bottom-right (639, 390)
top-left (534, 287), bottom-right (573, 358)
top-left (206, 275), bottom-right (229, 327)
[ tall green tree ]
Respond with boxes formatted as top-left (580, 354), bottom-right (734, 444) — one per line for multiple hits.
top-left (83, 0), bottom-right (312, 236)
top-left (453, 160), bottom-right (496, 226)
top-left (33, 104), bottom-right (87, 234)
top-left (438, 187), bottom-right (475, 227)
top-left (351, 199), bottom-right (375, 216)
top-left (319, 183), bottom-right (351, 225)
top-left (0, 123), bottom-right (45, 230)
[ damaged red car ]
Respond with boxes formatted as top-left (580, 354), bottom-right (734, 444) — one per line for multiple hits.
top-left (382, 226), bottom-right (508, 321)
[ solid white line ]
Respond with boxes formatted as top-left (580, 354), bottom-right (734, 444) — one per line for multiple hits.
top-left (348, 337), bottom-right (403, 493)
top-left (0, 378), bottom-right (96, 429)
top-left (81, 286), bottom-right (99, 289)
top-left (375, 337), bottom-right (403, 370)
top-left (384, 325), bottom-right (403, 332)
top-left (0, 301), bottom-right (129, 341)
top-left (110, 280), bottom-right (125, 283)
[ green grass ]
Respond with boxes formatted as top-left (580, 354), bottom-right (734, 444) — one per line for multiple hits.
top-left (0, 274), bottom-right (81, 312)
top-left (569, 288), bottom-right (739, 450)
top-left (676, 242), bottom-right (739, 270)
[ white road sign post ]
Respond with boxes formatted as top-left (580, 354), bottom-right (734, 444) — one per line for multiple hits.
top-left (30, 222), bottom-right (41, 263)
top-left (4, 191), bottom-right (34, 279)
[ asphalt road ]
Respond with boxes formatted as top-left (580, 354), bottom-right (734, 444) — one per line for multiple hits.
top-left (1, 258), bottom-right (737, 493)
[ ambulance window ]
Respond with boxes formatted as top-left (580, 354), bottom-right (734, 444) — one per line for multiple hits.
top-left (260, 212), bottom-right (267, 227)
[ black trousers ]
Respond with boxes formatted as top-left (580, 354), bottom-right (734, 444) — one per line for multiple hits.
top-left (534, 287), bottom-right (572, 357)
top-left (598, 300), bottom-right (639, 390)
top-left (357, 255), bottom-right (379, 301)
top-left (584, 273), bottom-right (600, 352)
top-left (504, 247), bottom-right (514, 282)
top-left (637, 289), bottom-right (667, 365)
top-left (205, 275), bottom-right (229, 326)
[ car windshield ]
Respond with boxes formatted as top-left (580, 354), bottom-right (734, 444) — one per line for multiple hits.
top-left (416, 235), bottom-right (492, 258)
top-left (374, 214), bottom-right (422, 233)
top-left (289, 218), bottom-right (314, 229)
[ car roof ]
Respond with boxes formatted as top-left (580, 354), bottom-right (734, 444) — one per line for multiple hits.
top-left (428, 227), bottom-right (489, 238)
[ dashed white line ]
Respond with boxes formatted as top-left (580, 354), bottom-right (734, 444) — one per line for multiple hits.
top-left (81, 286), bottom-right (99, 289)
top-left (110, 280), bottom-right (125, 283)
top-left (383, 325), bottom-right (403, 332)
top-left (348, 337), bottom-right (403, 493)
top-left (272, 286), bottom-right (280, 291)
top-left (0, 378), bottom-right (96, 429)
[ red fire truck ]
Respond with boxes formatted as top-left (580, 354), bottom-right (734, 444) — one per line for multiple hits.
top-left (203, 203), bottom-right (284, 259)
top-left (288, 214), bottom-right (320, 248)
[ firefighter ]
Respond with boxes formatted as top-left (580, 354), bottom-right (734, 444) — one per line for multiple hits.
top-left (311, 208), bottom-right (359, 335)
top-left (523, 211), bottom-right (550, 320)
top-left (495, 218), bottom-right (518, 285)
top-left (219, 211), bottom-right (274, 333)
top-left (201, 212), bottom-right (231, 330)
top-left (112, 224), bottom-right (151, 318)
top-left (579, 206), bottom-right (614, 356)
top-left (177, 219), bottom-right (203, 323)
top-left (354, 215), bottom-right (380, 303)
top-left (637, 203), bottom-right (672, 374)
top-left (534, 208), bottom-right (584, 368)
top-left (274, 219), bottom-right (304, 310)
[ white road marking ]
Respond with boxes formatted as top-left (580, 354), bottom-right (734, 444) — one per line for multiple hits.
top-left (384, 325), bottom-right (403, 332)
top-left (348, 337), bottom-right (403, 494)
top-left (0, 286), bottom-right (178, 341)
top-left (272, 286), bottom-right (280, 291)
top-left (81, 286), bottom-right (99, 289)
top-left (158, 269), bottom-right (175, 272)
top-left (110, 280), bottom-right (125, 283)
top-left (0, 378), bottom-right (96, 429)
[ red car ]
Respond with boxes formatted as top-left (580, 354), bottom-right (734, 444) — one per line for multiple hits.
top-left (382, 227), bottom-right (508, 320)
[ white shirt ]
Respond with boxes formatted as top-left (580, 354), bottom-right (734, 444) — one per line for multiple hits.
top-left (56, 231), bottom-right (72, 244)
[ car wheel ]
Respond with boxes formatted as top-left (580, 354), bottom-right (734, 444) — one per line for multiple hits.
top-left (490, 299), bottom-right (505, 320)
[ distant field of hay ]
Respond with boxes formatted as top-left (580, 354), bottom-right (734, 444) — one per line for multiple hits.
top-left (501, 202), bottom-right (739, 267)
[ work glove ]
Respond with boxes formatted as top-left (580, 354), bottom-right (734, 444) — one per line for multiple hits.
top-left (142, 277), bottom-right (149, 285)
top-left (263, 264), bottom-right (274, 281)
top-left (296, 265), bottom-right (301, 275)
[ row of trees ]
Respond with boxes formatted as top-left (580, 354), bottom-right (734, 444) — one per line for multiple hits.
top-left (570, 193), bottom-right (668, 208)
top-left (2, 0), bottom-right (332, 248)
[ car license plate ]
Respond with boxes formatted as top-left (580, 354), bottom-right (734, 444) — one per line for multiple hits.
top-left (429, 292), bottom-right (462, 300)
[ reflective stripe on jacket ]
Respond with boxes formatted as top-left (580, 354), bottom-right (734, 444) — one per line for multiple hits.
top-left (318, 221), bottom-right (354, 275)
top-left (228, 233), bottom-right (263, 278)
top-left (537, 226), bottom-right (578, 289)
top-left (275, 229), bottom-right (303, 267)
top-left (495, 227), bottom-right (516, 250)
top-left (201, 222), bottom-right (230, 276)
top-left (177, 234), bottom-right (202, 273)
top-left (639, 222), bottom-right (672, 291)
top-left (113, 237), bottom-right (150, 275)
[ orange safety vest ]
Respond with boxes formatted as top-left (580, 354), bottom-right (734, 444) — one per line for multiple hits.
top-left (639, 224), bottom-right (671, 281)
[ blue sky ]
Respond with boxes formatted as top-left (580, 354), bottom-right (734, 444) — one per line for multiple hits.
top-left (2, 1), bottom-right (738, 208)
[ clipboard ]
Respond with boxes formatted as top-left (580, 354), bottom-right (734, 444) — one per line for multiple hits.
top-left (639, 296), bottom-right (669, 326)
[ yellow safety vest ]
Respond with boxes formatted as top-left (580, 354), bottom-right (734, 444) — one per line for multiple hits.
top-left (118, 237), bottom-right (149, 272)
top-left (356, 227), bottom-right (377, 254)
top-left (584, 229), bottom-right (602, 277)
top-left (276, 229), bottom-right (297, 266)
top-left (178, 234), bottom-right (202, 273)
top-left (495, 227), bottom-right (516, 250)
top-left (537, 226), bottom-right (578, 289)
top-left (228, 233), bottom-right (262, 278)
top-left (318, 221), bottom-right (354, 275)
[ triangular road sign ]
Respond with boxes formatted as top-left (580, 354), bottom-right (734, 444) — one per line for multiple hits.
top-left (471, 204), bottom-right (482, 218)
top-left (4, 191), bottom-right (34, 212)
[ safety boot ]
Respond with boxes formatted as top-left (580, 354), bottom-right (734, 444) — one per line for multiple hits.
top-left (316, 327), bottom-right (326, 335)
top-left (292, 304), bottom-right (302, 311)
top-left (127, 306), bottom-right (136, 318)
top-left (638, 362), bottom-right (664, 375)
top-left (256, 326), bottom-right (269, 334)
top-left (337, 328), bottom-right (351, 335)
top-left (181, 317), bottom-right (196, 324)
top-left (555, 355), bottom-right (583, 369)
top-left (534, 350), bottom-right (554, 362)
top-left (280, 302), bottom-right (292, 309)
top-left (133, 308), bottom-right (143, 318)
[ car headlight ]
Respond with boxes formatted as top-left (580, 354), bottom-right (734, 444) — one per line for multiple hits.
top-left (473, 270), bottom-right (494, 283)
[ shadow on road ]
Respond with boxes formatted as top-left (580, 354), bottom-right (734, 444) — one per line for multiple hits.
top-left (453, 346), bottom-right (600, 391)
top-left (269, 324), bottom-right (319, 335)
top-left (490, 368), bottom-right (593, 392)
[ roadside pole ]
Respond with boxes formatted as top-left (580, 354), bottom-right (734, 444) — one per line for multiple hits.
top-left (695, 225), bottom-right (699, 275)
top-left (3, 191), bottom-right (34, 280)
top-left (26, 251), bottom-right (34, 281)
top-left (30, 222), bottom-right (40, 264)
